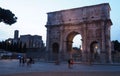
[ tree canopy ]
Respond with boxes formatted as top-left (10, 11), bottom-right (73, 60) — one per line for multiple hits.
top-left (0, 7), bottom-right (17, 25)
top-left (112, 40), bottom-right (120, 52)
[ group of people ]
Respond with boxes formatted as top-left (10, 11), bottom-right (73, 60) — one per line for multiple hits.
top-left (19, 56), bottom-right (34, 67)
top-left (19, 56), bottom-right (74, 68)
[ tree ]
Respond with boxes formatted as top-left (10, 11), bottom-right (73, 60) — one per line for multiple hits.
top-left (0, 7), bottom-right (17, 25)
top-left (112, 40), bottom-right (120, 52)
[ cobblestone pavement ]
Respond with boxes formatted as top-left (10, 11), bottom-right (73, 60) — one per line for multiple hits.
top-left (0, 59), bottom-right (120, 76)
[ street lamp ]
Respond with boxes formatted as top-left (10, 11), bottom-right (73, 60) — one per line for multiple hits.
top-left (95, 45), bottom-right (98, 49)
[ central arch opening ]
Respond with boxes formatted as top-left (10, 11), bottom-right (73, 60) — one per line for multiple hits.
top-left (66, 32), bottom-right (82, 60)
top-left (72, 34), bottom-right (82, 61)
top-left (72, 35), bottom-right (82, 48)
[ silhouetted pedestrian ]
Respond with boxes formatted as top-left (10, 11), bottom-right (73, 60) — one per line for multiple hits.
top-left (19, 57), bottom-right (22, 66)
top-left (21, 57), bottom-right (26, 66)
top-left (68, 58), bottom-right (74, 69)
top-left (27, 57), bottom-right (33, 67)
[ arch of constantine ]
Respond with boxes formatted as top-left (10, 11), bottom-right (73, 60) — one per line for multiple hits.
top-left (45, 3), bottom-right (112, 63)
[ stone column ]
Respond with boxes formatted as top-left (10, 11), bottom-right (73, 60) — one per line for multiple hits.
top-left (45, 27), bottom-right (52, 61)
top-left (59, 26), bottom-right (64, 61)
top-left (100, 21), bottom-right (107, 63)
top-left (82, 23), bottom-right (87, 62)
top-left (106, 25), bottom-right (112, 63)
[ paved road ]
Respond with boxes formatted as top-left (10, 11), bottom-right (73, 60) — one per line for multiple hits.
top-left (0, 59), bottom-right (120, 76)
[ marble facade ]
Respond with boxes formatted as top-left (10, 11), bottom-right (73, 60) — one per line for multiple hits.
top-left (46, 3), bottom-right (112, 63)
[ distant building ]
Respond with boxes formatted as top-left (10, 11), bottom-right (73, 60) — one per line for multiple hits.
top-left (6, 30), bottom-right (44, 49)
top-left (13, 30), bottom-right (19, 43)
top-left (14, 30), bottom-right (19, 39)
top-left (20, 35), bottom-right (44, 48)
top-left (5, 38), bottom-right (13, 44)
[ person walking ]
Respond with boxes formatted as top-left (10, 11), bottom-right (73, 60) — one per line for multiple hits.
top-left (68, 58), bottom-right (74, 69)
top-left (21, 57), bottom-right (26, 66)
top-left (27, 57), bottom-right (33, 67)
top-left (19, 57), bottom-right (22, 66)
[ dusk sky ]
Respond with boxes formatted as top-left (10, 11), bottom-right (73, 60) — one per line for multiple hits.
top-left (0, 0), bottom-right (120, 47)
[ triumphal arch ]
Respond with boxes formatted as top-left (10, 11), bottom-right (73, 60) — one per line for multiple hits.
top-left (46, 3), bottom-right (112, 63)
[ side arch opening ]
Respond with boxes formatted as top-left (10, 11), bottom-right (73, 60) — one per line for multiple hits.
top-left (90, 41), bottom-right (100, 62)
top-left (52, 42), bottom-right (59, 62)
top-left (52, 43), bottom-right (59, 54)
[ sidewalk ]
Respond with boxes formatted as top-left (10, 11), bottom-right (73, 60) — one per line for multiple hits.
top-left (0, 59), bottom-right (120, 76)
